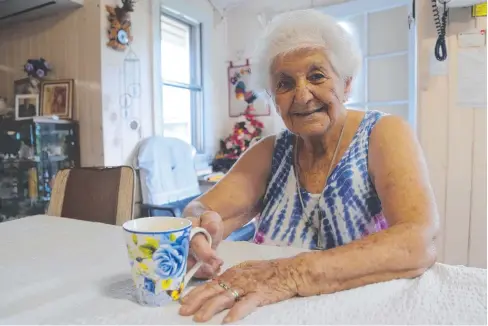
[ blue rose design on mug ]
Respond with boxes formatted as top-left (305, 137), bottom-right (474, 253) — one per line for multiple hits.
top-left (152, 235), bottom-right (189, 279)
top-left (123, 217), bottom-right (211, 306)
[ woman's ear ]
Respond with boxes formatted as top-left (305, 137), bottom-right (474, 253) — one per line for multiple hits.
top-left (343, 77), bottom-right (353, 103)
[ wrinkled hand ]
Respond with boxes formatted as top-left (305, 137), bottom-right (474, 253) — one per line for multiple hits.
top-left (187, 211), bottom-right (224, 279)
top-left (179, 259), bottom-right (298, 324)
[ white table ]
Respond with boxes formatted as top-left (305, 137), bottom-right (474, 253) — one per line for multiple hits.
top-left (0, 215), bottom-right (486, 325)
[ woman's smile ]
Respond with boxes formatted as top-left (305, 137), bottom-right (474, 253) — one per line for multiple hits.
top-left (291, 105), bottom-right (327, 117)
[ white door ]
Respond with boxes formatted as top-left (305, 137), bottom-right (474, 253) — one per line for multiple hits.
top-left (320, 0), bottom-right (417, 130)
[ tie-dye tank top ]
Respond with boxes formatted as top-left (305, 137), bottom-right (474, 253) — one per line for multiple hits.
top-left (253, 110), bottom-right (388, 250)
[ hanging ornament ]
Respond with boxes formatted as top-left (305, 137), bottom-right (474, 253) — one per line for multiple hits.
top-left (124, 47), bottom-right (141, 98)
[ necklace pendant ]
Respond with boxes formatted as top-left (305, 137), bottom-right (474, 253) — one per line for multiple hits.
top-left (316, 210), bottom-right (324, 250)
top-left (317, 234), bottom-right (323, 250)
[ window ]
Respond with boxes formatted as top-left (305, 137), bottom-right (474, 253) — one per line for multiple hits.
top-left (161, 12), bottom-right (203, 151)
top-left (321, 0), bottom-right (417, 129)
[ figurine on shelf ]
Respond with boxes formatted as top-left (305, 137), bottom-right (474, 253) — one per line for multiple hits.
top-left (0, 132), bottom-right (20, 158)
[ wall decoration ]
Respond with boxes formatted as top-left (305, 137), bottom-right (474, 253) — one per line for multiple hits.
top-left (106, 0), bottom-right (136, 51)
top-left (228, 60), bottom-right (270, 117)
top-left (119, 48), bottom-right (141, 117)
top-left (40, 79), bottom-right (74, 119)
top-left (123, 48), bottom-right (141, 99)
top-left (15, 94), bottom-right (39, 120)
top-left (129, 119), bottom-right (139, 130)
top-left (14, 78), bottom-right (41, 96)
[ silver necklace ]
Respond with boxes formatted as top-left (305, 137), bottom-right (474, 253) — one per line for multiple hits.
top-left (294, 116), bottom-right (347, 249)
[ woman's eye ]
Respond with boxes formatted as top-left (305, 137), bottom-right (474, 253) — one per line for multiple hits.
top-left (276, 80), bottom-right (293, 91)
top-left (309, 73), bottom-right (325, 82)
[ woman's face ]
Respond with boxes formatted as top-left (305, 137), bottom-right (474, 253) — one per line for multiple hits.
top-left (270, 48), bottom-right (351, 137)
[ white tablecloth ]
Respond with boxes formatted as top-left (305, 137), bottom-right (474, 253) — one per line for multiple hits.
top-left (0, 215), bottom-right (486, 325)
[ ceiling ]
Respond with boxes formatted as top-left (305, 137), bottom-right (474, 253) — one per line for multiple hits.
top-left (209, 0), bottom-right (348, 13)
top-left (209, 0), bottom-right (248, 11)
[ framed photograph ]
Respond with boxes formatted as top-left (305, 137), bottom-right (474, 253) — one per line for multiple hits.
top-left (40, 79), bottom-right (74, 119)
top-left (15, 94), bottom-right (39, 120)
top-left (228, 61), bottom-right (270, 117)
top-left (14, 77), bottom-right (41, 96)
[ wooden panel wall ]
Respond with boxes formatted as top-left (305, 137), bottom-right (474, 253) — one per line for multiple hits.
top-left (0, 1), bottom-right (104, 166)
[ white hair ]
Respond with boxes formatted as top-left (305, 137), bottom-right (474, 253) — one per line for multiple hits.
top-left (252, 9), bottom-right (362, 93)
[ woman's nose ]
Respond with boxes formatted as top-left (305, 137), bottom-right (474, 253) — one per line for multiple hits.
top-left (294, 80), bottom-right (313, 104)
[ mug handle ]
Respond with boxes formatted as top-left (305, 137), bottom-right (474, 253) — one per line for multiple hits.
top-left (183, 227), bottom-right (213, 286)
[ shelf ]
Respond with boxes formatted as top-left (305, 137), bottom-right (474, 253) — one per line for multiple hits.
top-left (1, 155), bottom-right (69, 164)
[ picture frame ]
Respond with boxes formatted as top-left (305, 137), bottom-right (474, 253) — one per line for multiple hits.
top-left (228, 61), bottom-right (270, 117)
top-left (15, 94), bottom-right (39, 120)
top-left (40, 79), bottom-right (74, 119)
top-left (14, 77), bottom-right (41, 96)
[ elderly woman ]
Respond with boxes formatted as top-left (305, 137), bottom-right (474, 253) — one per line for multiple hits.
top-left (179, 9), bottom-right (439, 324)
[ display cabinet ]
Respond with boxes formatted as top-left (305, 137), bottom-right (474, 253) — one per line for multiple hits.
top-left (0, 117), bottom-right (80, 222)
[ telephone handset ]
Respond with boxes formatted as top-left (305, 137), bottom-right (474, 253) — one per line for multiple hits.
top-left (432, 0), bottom-right (449, 61)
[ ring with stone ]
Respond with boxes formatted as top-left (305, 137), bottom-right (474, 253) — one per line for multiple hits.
top-left (217, 280), bottom-right (240, 301)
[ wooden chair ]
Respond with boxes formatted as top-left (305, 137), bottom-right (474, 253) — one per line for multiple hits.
top-left (47, 166), bottom-right (136, 226)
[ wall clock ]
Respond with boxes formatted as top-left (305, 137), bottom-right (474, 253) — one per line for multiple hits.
top-left (106, 0), bottom-right (136, 51)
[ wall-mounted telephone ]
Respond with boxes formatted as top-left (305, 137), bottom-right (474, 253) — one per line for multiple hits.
top-left (431, 0), bottom-right (485, 61)
top-left (432, 0), bottom-right (449, 61)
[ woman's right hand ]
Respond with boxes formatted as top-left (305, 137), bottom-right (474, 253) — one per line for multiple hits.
top-left (188, 211), bottom-right (225, 279)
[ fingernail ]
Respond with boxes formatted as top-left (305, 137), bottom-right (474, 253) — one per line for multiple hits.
top-left (222, 317), bottom-right (232, 324)
top-left (214, 258), bottom-right (223, 266)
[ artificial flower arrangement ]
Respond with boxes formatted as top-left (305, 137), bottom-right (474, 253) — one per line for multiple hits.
top-left (23, 58), bottom-right (51, 79)
top-left (212, 107), bottom-right (264, 172)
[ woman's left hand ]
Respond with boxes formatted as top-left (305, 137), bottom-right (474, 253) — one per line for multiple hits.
top-left (179, 259), bottom-right (299, 324)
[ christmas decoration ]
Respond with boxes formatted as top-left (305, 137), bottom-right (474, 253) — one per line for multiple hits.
top-left (212, 107), bottom-right (264, 172)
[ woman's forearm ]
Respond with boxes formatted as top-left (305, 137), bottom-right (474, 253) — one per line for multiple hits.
top-left (288, 223), bottom-right (437, 297)
top-left (183, 200), bottom-right (257, 239)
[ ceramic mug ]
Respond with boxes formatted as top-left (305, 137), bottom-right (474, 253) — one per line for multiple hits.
top-left (122, 216), bottom-right (211, 306)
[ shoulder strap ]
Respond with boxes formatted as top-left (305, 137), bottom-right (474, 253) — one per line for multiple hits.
top-left (360, 110), bottom-right (387, 138)
top-left (270, 129), bottom-right (293, 176)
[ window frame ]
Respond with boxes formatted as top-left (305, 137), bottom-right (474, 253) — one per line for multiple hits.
top-left (318, 0), bottom-right (417, 131)
top-left (159, 9), bottom-right (205, 153)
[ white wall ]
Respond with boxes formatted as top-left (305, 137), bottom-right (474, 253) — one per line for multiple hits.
top-left (100, 0), bottom-right (154, 167)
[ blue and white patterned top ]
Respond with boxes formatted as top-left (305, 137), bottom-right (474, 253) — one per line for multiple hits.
top-left (253, 110), bottom-right (388, 250)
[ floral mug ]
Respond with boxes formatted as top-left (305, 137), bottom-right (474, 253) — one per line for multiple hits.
top-left (122, 216), bottom-right (212, 306)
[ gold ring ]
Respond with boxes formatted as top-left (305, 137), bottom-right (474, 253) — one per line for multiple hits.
top-left (229, 288), bottom-right (240, 301)
top-left (217, 280), bottom-right (240, 301)
top-left (217, 280), bottom-right (230, 291)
